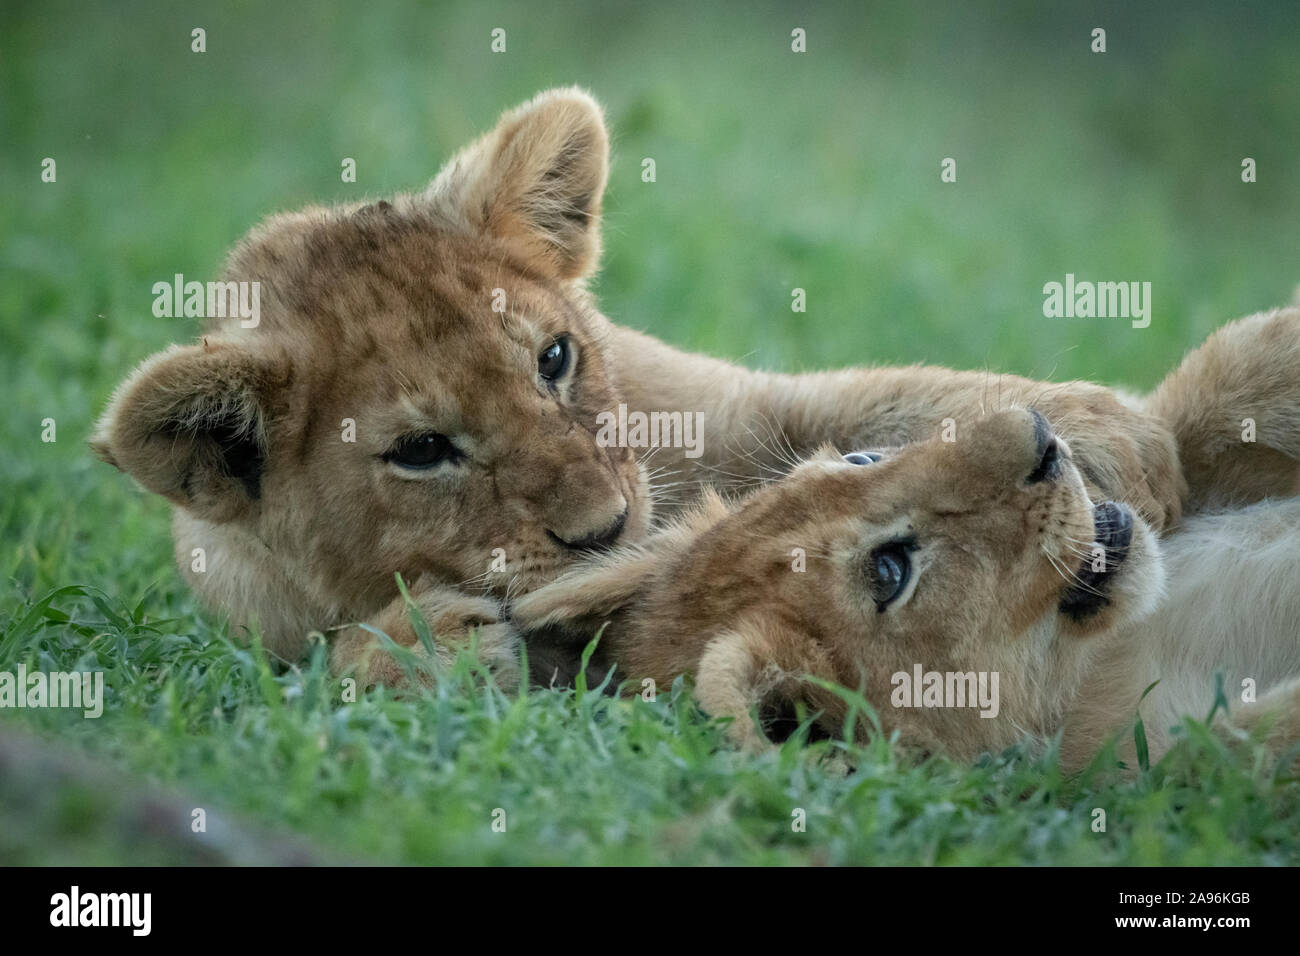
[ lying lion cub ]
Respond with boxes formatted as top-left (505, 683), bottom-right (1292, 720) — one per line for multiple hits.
top-left (514, 308), bottom-right (1300, 769)
top-left (92, 86), bottom-right (1240, 689)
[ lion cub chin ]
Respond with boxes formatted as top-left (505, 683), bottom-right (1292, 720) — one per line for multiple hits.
top-left (514, 309), bottom-right (1300, 769)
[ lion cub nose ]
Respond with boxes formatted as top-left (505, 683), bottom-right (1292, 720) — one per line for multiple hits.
top-left (1024, 410), bottom-right (1061, 484)
top-left (549, 507), bottom-right (628, 552)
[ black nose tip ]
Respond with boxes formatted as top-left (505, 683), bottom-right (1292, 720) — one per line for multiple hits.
top-left (1025, 410), bottom-right (1060, 484)
top-left (548, 509), bottom-right (628, 552)
top-left (844, 451), bottom-right (883, 465)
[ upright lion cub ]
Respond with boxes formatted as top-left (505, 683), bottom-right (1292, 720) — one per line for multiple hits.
top-left (94, 88), bottom-right (1190, 687)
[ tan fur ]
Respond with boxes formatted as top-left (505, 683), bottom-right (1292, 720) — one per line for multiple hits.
top-left (517, 409), bottom-right (1157, 759)
top-left (608, 331), bottom-right (1187, 532)
top-left (515, 309), bottom-right (1300, 769)
top-left (1061, 498), bottom-right (1300, 770)
top-left (93, 88), bottom-right (1202, 689)
top-left (93, 89), bottom-right (645, 687)
top-left (1147, 307), bottom-right (1300, 511)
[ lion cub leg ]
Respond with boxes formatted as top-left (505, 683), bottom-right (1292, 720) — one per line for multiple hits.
top-left (329, 587), bottom-right (520, 693)
top-left (1148, 306), bottom-right (1300, 511)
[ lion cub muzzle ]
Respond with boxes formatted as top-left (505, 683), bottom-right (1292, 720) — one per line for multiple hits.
top-left (548, 507), bottom-right (628, 551)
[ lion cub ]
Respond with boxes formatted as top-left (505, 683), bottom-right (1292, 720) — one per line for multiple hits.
top-left (92, 88), bottom-right (1205, 689)
top-left (514, 309), bottom-right (1300, 769)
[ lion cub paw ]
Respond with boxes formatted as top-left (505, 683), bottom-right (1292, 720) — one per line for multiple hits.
top-left (408, 591), bottom-right (522, 691)
top-left (333, 589), bottom-right (521, 692)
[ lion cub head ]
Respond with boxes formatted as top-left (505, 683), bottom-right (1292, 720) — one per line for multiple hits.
top-left (515, 408), bottom-right (1163, 759)
top-left (93, 89), bottom-right (649, 658)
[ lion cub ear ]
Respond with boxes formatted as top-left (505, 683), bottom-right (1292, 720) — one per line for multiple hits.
top-left (696, 620), bottom-right (845, 751)
top-left (91, 341), bottom-right (283, 524)
top-left (427, 87), bottom-right (609, 280)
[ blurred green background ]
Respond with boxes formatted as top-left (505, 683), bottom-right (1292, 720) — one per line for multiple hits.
top-left (3, 0), bottom-right (1299, 864)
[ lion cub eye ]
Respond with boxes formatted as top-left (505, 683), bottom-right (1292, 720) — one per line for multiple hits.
top-left (538, 335), bottom-right (571, 381)
top-left (868, 540), bottom-right (913, 611)
top-left (844, 451), bottom-right (883, 465)
top-left (384, 432), bottom-right (459, 470)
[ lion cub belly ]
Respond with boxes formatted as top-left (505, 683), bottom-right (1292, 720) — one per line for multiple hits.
top-left (1072, 499), bottom-right (1300, 765)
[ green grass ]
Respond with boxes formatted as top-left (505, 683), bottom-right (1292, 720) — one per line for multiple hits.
top-left (3, 0), bottom-right (1300, 864)
top-left (6, 586), bottom-right (1299, 865)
